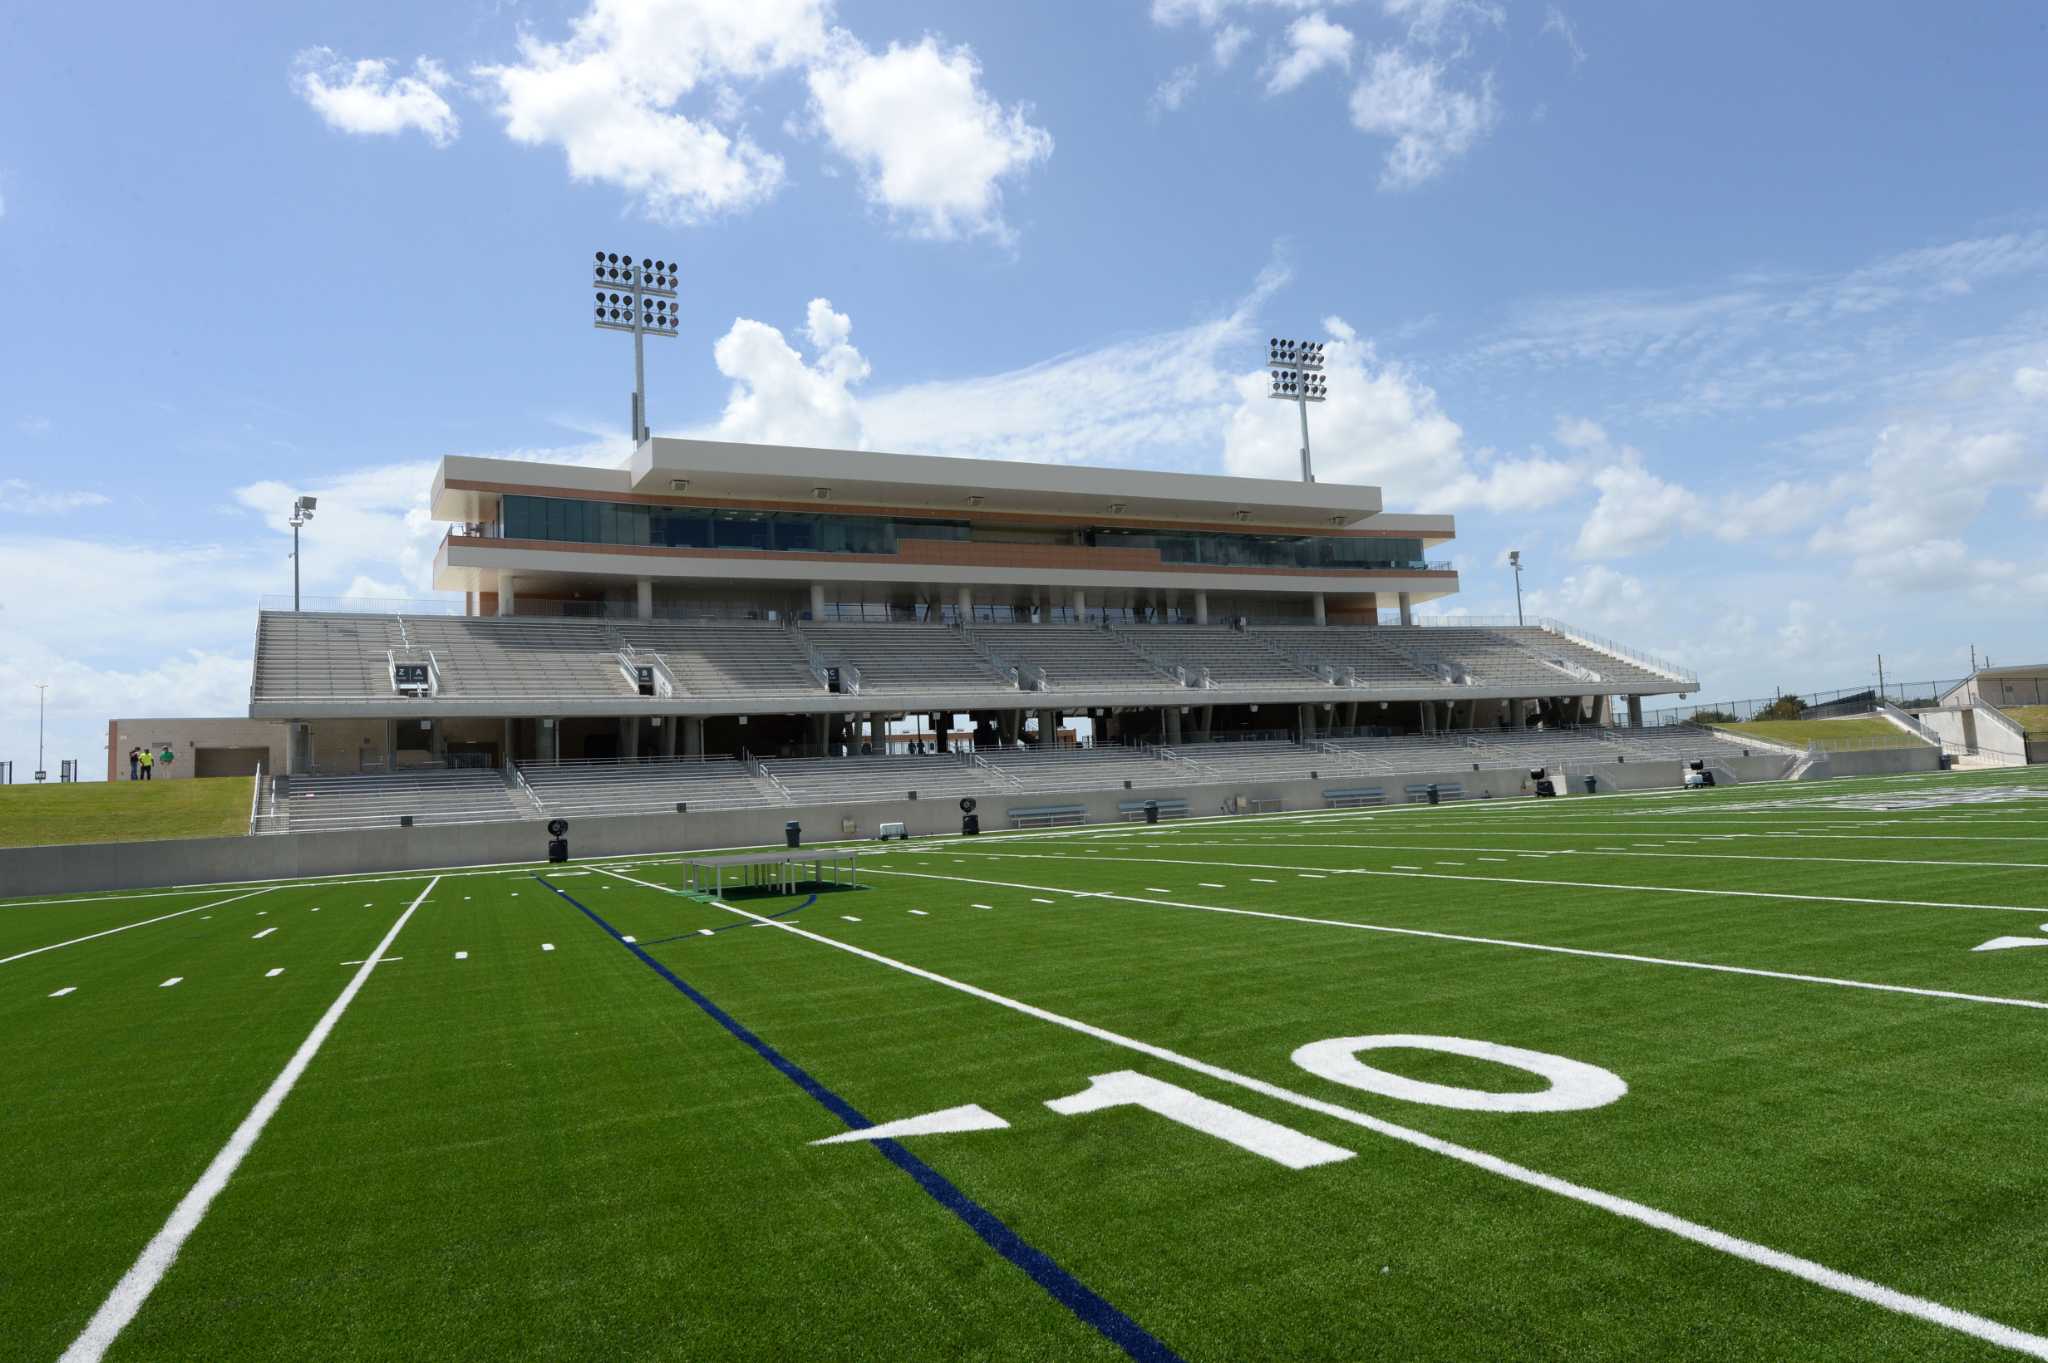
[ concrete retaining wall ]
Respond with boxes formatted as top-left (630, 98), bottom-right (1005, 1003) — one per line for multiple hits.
top-left (0, 753), bottom-right (1796, 899)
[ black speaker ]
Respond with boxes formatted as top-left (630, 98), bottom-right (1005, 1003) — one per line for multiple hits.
top-left (547, 837), bottom-right (568, 862)
top-left (962, 813), bottom-right (980, 836)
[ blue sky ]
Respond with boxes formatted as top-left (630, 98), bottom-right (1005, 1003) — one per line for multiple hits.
top-left (3, 1), bottom-right (2046, 775)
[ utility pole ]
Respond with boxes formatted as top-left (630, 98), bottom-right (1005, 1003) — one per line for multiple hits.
top-left (1876, 653), bottom-right (1885, 701)
top-left (35, 682), bottom-right (48, 782)
top-left (1509, 550), bottom-right (1525, 627)
top-left (288, 495), bottom-right (317, 611)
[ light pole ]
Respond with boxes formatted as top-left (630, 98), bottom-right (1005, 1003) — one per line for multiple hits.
top-left (592, 251), bottom-right (679, 444)
top-left (1266, 338), bottom-right (1327, 483)
top-left (35, 682), bottom-right (48, 782)
top-left (289, 495), bottom-right (317, 611)
top-left (1508, 549), bottom-right (1525, 627)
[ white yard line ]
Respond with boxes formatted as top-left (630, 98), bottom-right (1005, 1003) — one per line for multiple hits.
top-left (157, 978), bottom-right (182, 989)
top-left (0, 889), bottom-right (271, 967)
top-left (251, 928), bottom-right (276, 940)
top-left (591, 866), bottom-right (2048, 1360)
top-left (264, 968), bottom-right (283, 978)
top-left (1178, 836), bottom-right (2048, 873)
top-left (864, 866), bottom-right (2048, 1013)
top-left (933, 850), bottom-right (2048, 918)
top-left (57, 876), bottom-right (437, 1363)
top-left (50, 986), bottom-right (76, 997)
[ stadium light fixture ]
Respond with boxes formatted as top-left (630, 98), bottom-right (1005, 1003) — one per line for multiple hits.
top-left (289, 495), bottom-right (317, 612)
top-left (1266, 336), bottom-right (1328, 484)
top-left (591, 251), bottom-right (679, 446)
top-left (1508, 549), bottom-right (1524, 627)
top-left (35, 681), bottom-right (48, 782)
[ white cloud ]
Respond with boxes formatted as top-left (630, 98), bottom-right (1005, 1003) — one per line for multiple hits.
top-left (473, 0), bottom-right (825, 223)
top-left (292, 49), bottom-right (460, 147)
top-left (0, 479), bottom-right (111, 515)
top-left (707, 298), bottom-right (871, 448)
top-left (1540, 5), bottom-right (1586, 69)
top-left (17, 416), bottom-right (51, 435)
top-left (1264, 13), bottom-right (1355, 93)
top-left (1712, 480), bottom-right (1840, 542)
top-left (807, 37), bottom-right (1052, 242)
top-left (1213, 24), bottom-right (1254, 66)
top-left (1381, 0), bottom-right (1504, 47)
top-left (1559, 420), bottom-right (1703, 559)
top-left (1524, 564), bottom-right (1650, 627)
top-left (1151, 0), bottom-right (1330, 28)
top-left (1150, 65), bottom-right (1202, 117)
top-left (1349, 47), bottom-right (1498, 188)
top-left (1808, 424), bottom-right (2032, 578)
top-left (2018, 366), bottom-right (2048, 399)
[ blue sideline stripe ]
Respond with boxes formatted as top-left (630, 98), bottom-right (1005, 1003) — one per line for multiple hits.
top-left (636, 895), bottom-right (816, 947)
top-left (536, 876), bottom-right (1183, 1363)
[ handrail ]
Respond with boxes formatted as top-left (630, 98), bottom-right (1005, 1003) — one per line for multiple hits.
top-left (1976, 702), bottom-right (2032, 758)
top-left (1401, 614), bottom-right (1696, 686)
top-left (247, 762), bottom-right (264, 835)
top-left (957, 627), bottom-right (1031, 690)
top-left (1878, 701), bottom-right (1943, 748)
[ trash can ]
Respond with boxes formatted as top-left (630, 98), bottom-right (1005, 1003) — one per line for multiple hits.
top-left (785, 820), bottom-right (801, 849)
top-left (1426, 784), bottom-right (1440, 806)
top-left (962, 812), bottom-right (980, 836)
top-left (1582, 774), bottom-right (1597, 795)
top-left (1144, 800), bottom-right (1160, 825)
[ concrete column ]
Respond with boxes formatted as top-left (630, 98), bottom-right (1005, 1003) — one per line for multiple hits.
top-left (498, 575), bottom-right (517, 618)
top-left (636, 578), bottom-right (654, 620)
top-left (809, 582), bottom-right (827, 620)
top-left (932, 712), bottom-right (949, 753)
top-left (1422, 702), bottom-right (1436, 735)
top-left (621, 717), bottom-right (640, 760)
top-left (384, 720), bottom-right (399, 773)
top-left (999, 709), bottom-right (1021, 745)
top-left (684, 716), bottom-right (704, 757)
top-left (660, 717), bottom-right (677, 757)
top-left (1397, 591), bottom-right (1413, 626)
top-left (1193, 591), bottom-right (1209, 626)
top-left (1037, 708), bottom-right (1059, 747)
top-left (1071, 588), bottom-right (1087, 621)
top-left (429, 719), bottom-right (447, 762)
top-left (503, 718), bottom-right (516, 766)
top-left (1297, 703), bottom-right (1316, 741)
top-left (956, 585), bottom-right (973, 623)
top-left (1164, 706), bottom-right (1183, 744)
top-left (1627, 695), bottom-right (1644, 729)
top-left (809, 713), bottom-right (830, 754)
top-left (1196, 705), bottom-right (1214, 740)
top-left (1312, 593), bottom-right (1327, 626)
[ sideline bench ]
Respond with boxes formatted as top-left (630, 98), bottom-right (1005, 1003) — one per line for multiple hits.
top-left (1323, 786), bottom-right (1386, 808)
top-left (1009, 803), bottom-right (1087, 829)
top-left (1118, 798), bottom-right (1191, 822)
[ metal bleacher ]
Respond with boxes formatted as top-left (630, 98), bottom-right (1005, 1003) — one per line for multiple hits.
top-left (760, 753), bottom-right (1009, 804)
top-left (518, 757), bottom-right (786, 815)
top-left (796, 623), bottom-right (1017, 695)
top-left (977, 744), bottom-right (1172, 791)
top-left (967, 625), bottom-right (1181, 691)
top-left (271, 768), bottom-right (525, 832)
top-left (613, 621), bottom-right (823, 699)
top-left (1113, 625), bottom-right (1324, 688)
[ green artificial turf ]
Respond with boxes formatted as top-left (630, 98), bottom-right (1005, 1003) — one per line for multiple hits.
top-left (9, 767), bottom-right (2048, 1361)
top-left (1711, 718), bottom-right (1926, 749)
top-left (0, 776), bottom-right (252, 848)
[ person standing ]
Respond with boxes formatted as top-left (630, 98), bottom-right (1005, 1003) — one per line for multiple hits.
top-left (157, 745), bottom-right (175, 777)
top-left (127, 747), bottom-right (140, 781)
top-left (138, 747), bottom-right (154, 781)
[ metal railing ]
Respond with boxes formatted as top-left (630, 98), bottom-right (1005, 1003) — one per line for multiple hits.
top-left (261, 594), bottom-right (467, 616)
top-left (1649, 677), bottom-right (1967, 726)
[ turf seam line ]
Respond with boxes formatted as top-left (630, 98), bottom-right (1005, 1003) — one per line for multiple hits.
top-left (0, 887), bottom-right (272, 967)
top-left (598, 870), bottom-right (2048, 1361)
top-left (56, 876), bottom-right (440, 1363)
top-left (545, 873), bottom-right (1184, 1363)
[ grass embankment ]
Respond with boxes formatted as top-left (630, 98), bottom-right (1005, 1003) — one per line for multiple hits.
top-left (0, 777), bottom-right (250, 848)
top-left (1709, 717), bottom-right (1923, 749)
top-left (1999, 704), bottom-right (2048, 733)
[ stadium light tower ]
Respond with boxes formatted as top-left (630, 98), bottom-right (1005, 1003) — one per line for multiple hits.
top-left (592, 251), bottom-right (680, 445)
top-left (289, 495), bottom-right (317, 612)
top-left (35, 682), bottom-right (48, 782)
top-left (1266, 338), bottom-right (1328, 484)
top-left (1508, 549), bottom-right (1525, 627)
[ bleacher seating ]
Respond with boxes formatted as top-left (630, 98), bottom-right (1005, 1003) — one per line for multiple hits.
top-left (968, 625), bottom-right (1181, 691)
top-left (797, 623), bottom-right (1016, 695)
top-left (1114, 626), bottom-right (1324, 688)
top-left (1171, 739), bottom-right (1350, 781)
top-left (760, 753), bottom-right (1010, 804)
top-left (401, 615), bottom-right (636, 700)
top-left (519, 758), bottom-right (785, 815)
top-left (1255, 627), bottom-right (1445, 686)
top-left (615, 621), bottom-right (823, 698)
top-left (252, 612), bottom-right (409, 700)
top-left (274, 768), bottom-right (524, 832)
top-left (978, 744), bottom-right (1170, 791)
